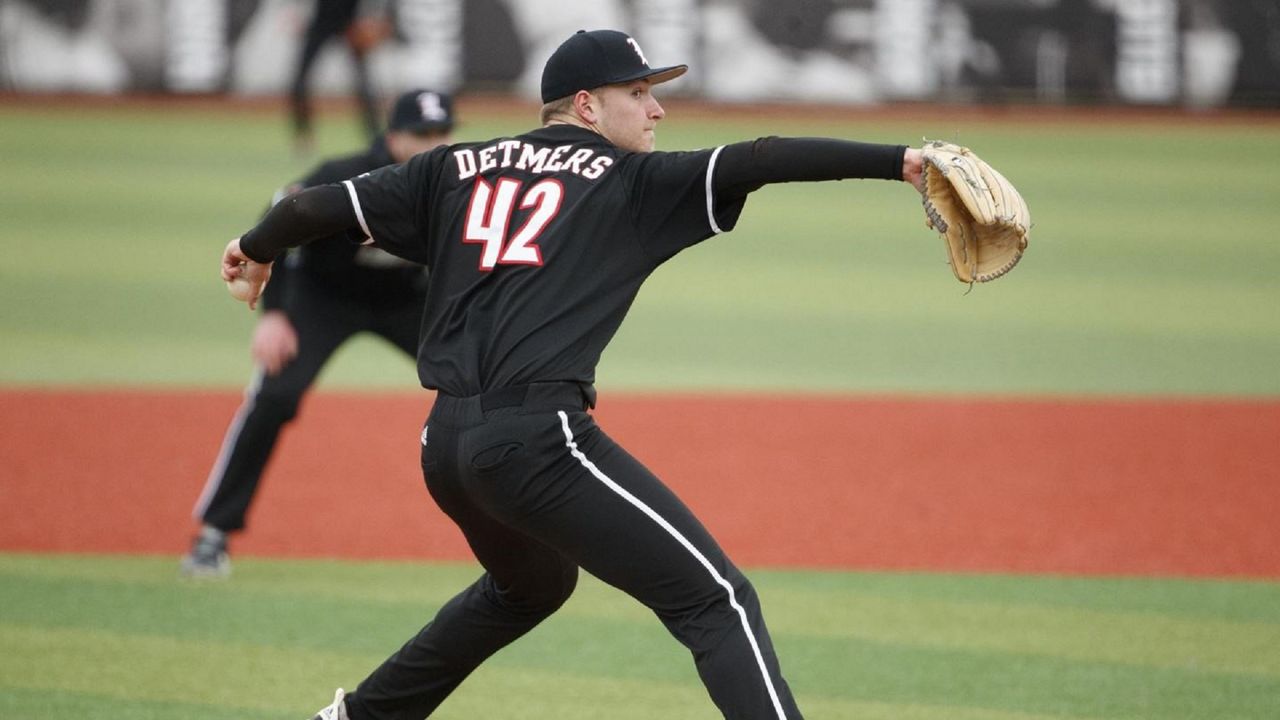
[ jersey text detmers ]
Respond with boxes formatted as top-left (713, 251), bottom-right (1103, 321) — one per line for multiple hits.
top-left (344, 125), bottom-right (746, 398)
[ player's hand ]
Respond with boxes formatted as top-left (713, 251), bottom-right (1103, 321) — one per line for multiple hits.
top-left (251, 311), bottom-right (299, 376)
top-left (222, 237), bottom-right (273, 310)
top-left (902, 148), bottom-right (925, 194)
top-left (221, 237), bottom-right (253, 280)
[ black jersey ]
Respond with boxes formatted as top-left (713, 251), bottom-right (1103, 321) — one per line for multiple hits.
top-left (344, 124), bottom-right (747, 396)
top-left (262, 138), bottom-right (425, 311)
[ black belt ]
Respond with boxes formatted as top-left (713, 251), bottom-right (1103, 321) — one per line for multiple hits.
top-left (477, 382), bottom-right (595, 412)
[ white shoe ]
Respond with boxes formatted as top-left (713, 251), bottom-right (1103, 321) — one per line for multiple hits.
top-left (311, 688), bottom-right (349, 720)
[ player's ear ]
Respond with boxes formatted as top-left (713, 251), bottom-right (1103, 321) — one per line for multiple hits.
top-left (573, 90), bottom-right (599, 124)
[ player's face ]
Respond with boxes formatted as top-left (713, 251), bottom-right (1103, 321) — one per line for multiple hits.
top-left (387, 130), bottom-right (452, 163)
top-left (592, 80), bottom-right (665, 153)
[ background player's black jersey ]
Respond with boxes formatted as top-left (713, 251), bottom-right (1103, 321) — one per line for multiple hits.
top-left (261, 137), bottom-right (426, 312)
top-left (345, 124), bottom-right (746, 396)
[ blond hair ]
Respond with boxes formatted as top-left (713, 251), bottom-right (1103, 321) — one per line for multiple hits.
top-left (540, 95), bottom-right (577, 125)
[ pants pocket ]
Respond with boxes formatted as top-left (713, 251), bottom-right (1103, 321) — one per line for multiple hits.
top-left (470, 441), bottom-right (525, 472)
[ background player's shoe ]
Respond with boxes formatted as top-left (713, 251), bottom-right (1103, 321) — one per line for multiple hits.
top-left (179, 526), bottom-right (230, 579)
top-left (311, 688), bottom-right (349, 720)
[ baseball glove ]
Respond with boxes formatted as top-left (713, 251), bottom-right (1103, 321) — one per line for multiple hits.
top-left (920, 140), bottom-right (1030, 284)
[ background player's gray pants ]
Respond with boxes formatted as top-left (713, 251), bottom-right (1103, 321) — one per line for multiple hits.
top-left (346, 383), bottom-right (802, 720)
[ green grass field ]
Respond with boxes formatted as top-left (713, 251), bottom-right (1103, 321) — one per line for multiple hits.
top-left (3, 554), bottom-right (1279, 720)
top-left (1, 102), bottom-right (1277, 395)
top-left (2, 101), bottom-right (1278, 719)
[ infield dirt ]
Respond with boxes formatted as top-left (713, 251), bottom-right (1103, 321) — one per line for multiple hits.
top-left (1, 389), bottom-right (1276, 578)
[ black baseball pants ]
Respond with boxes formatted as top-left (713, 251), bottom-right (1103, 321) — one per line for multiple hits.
top-left (346, 382), bottom-right (803, 719)
top-left (194, 279), bottom-right (422, 533)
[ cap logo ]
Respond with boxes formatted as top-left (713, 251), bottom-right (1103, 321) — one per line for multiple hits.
top-left (416, 92), bottom-right (448, 122)
top-left (626, 37), bottom-right (650, 67)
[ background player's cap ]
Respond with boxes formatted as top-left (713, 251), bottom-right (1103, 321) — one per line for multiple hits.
top-left (540, 29), bottom-right (687, 103)
top-left (388, 89), bottom-right (456, 134)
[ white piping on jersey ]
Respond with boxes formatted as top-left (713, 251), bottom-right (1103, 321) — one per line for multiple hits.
top-left (556, 410), bottom-right (788, 719)
top-left (342, 179), bottom-right (375, 245)
top-left (705, 145), bottom-right (726, 235)
top-left (194, 369), bottom-right (264, 520)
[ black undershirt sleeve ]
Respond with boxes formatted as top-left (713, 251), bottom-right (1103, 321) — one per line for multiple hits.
top-left (238, 184), bottom-right (359, 263)
top-left (712, 137), bottom-right (906, 200)
top-left (253, 198), bottom-right (288, 311)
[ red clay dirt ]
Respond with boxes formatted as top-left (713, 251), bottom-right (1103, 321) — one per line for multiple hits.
top-left (1, 388), bottom-right (1276, 578)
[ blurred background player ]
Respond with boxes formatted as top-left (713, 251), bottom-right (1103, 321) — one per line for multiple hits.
top-left (181, 89), bottom-right (457, 579)
top-left (290, 0), bottom-right (395, 155)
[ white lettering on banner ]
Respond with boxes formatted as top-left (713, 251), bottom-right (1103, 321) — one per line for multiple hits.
top-left (165, 0), bottom-right (229, 92)
top-left (634, 0), bottom-right (699, 89)
top-left (1113, 0), bottom-right (1179, 103)
top-left (873, 0), bottom-right (936, 99)
top-left (398, 0), bottom-right (463, 90)
top-left (452, 141), bottom-right (614, 182)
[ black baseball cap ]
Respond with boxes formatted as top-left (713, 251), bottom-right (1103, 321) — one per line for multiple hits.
top-left (540, 29), bottom-right (687, 103)
top-left (388, 89), bottom-right (456, 134)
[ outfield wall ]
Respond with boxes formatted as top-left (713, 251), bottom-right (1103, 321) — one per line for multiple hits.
top-left (1, 0), bottom-right (1277, 108)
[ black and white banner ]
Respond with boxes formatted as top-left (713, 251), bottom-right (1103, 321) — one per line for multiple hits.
top-left (1, 0), bottom-right (1276, 107)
